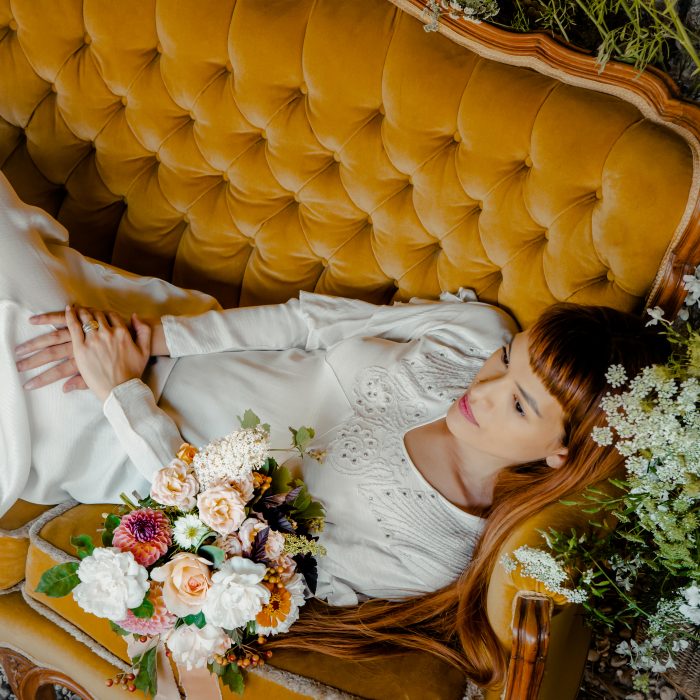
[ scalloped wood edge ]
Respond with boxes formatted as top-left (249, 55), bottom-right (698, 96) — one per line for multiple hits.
top-left (390, 0), bottom-right (700, 315)
top-left (503, 592), bottom-right (553, 700)
top-left (0, 647), bottom-right (92, 700)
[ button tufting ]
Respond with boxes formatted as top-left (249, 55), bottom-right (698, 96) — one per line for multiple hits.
top-left (378, 105), bottom-right (385, 116)
top-left (248, 239), bottom-right (255, 248)
top-left (293, 192), bottom-right (300, 203)
top-left (156, 42), bottom-right (163, 54)
top-left (83, 34), bottom-right (92, 45)
top-left (50, 84), bottom-right (58, 94)
top-left (260, 130), bottom-right (267, 140)
top-left (188, 111), bottom-right (195, 121)
top-left (476, 201), bottom-right (484, 210)
top-left (333, 152), bottom-right (341, 163)
top-left (543, 229), bottom-right (550, 241)
top-left (524, 156), bottom-right (533, 168)
top-left (224, 60), bottom-right (233, 72)
top-left (407, 175), bottom-right (413, 186)
top-left (121, 95), bottom-right (128, 107)
top-left (8, 19), bottom-right (17, 31)
top-left (299, 82), bottom-right (308, 95)
top-left (154, 152), bottom-right (161, 163)
top-left (367, 214), bottom-right (373, 225)
top-left (320, 258), bottom-right (328, 266)
top-left (453, 131), bottom-right (462, 143)
top-left (595, 188), bottom-right (603, 200)
top-left (222, 172), bottom-right (229, 183)
top-left (607, 269), bottom-right (615, 282)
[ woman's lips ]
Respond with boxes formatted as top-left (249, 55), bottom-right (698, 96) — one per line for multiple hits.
top-left (458, 394), bottom-right (480, 426)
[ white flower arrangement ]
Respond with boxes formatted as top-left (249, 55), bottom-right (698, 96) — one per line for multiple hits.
top-left (503, 271), bottom-right (700, 692)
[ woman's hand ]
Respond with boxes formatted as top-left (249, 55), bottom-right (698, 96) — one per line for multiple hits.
top-left (65, 306), bottom-right (152, 402)
top-left (16, 310), bottom-right (168, 392)
top-left (16, 311), bottom-right (87, 392)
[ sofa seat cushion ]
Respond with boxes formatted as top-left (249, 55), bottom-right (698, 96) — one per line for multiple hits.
top-left (0, 500), bottom-right (54, 591)
top-left (26, 503), bottom-right (468, 699)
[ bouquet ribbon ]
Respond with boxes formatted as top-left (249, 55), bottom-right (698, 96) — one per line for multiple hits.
top-left (127, 637), bottom-right (223, 700)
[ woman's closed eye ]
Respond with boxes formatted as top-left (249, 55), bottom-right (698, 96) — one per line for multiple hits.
top-left (501, 346), bottom-right (510, 366)
top-left (514, 396), bottom-right (525, 417)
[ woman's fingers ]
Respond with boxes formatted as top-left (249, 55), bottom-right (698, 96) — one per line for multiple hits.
top-left (64, 305), bottom-right (86, 347)
top-left (15, 327), bottom-right (71, 358)
top-left (16, 341), bottom-right (73, 372)
top-left (106, 311), bottom-right (127, 329)
top-left (92, 308), bottom-right (111, 330)
top-left (28, 310), bottom-right (68, 327)
top-left (63, 373), bottom-right (88, 392)
top-left (132, 314), bottom-right (152, 356)
top-left (23, 358), bottom-right (79, 390)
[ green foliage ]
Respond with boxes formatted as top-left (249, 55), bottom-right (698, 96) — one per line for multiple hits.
top-left (102, 513), bottom-right (121, 547)
top-left (182, 612), bottom-right (207, 629)
top-left (199, 544), bottom-right (226, 568)
top-left (35, 562), bottom-right (80, 597)
top-left (134, 646), bottom-right (157, 697)
top-left (130, 597), bottom-right (155, 619)
top-left (210, 660), bottom-right (245, 695)
top-left (70, 534), bottom-right (95, 560)
top-left (108, 620), bottom-right (130, 636)
top-left (238, 409), bottom-right (270, 434)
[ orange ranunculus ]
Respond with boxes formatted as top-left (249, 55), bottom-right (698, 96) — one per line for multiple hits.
top-left (177, 443), bottom-right (198, 464)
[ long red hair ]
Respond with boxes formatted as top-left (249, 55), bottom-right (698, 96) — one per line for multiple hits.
top-left (269, 303), bottom-right (669, 689)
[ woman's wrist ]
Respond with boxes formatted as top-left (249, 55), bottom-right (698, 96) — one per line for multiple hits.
top-left (149, 320), bottom-right (170, 357)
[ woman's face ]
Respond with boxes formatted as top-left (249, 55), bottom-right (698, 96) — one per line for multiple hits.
top-left (445, 330), bottom-right (568, 469)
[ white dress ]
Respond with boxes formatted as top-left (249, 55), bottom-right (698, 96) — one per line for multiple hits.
top-left (0, 172), bottom-right (517, 604)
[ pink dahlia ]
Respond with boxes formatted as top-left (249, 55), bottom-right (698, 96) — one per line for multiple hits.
top-left (117, 582), bottom-right (176, 636)
top-left (112, 508), bottom-right (172, 567)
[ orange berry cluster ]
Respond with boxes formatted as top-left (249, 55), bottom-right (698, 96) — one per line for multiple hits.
top-left (104, 671), bottom-right (136, 692)
top-left (264, 565), bottom-right (287, 587)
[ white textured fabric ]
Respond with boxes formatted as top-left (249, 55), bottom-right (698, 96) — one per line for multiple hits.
top-left (1, 171), bottom-right (518, 604)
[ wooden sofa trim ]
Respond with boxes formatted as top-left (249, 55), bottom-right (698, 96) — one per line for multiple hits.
top-left (503, 592), bottom-right (554, 700)
top-left (0, 647), bottom-right (91, 700)
top-left (391, 0), bottom-right (700, 317)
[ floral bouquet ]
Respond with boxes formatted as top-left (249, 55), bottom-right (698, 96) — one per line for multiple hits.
top-left (502, 270), bottom-right (700, 694)
top-left (36, 411), bottom-right (326, 697)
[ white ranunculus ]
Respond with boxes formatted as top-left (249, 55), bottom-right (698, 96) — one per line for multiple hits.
top-left (680, 604), bottom-right (700, 625)
top-left (201, 557), bottom-right (269, 629)
top-left (72, 548), bottom-right (149, 620)
top-left (165, 623), bottom-right (230, 671)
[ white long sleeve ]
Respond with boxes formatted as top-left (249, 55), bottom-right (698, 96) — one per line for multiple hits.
top-left (162, 290), bottom-right (516, 357)
top-left (102, 378), bottom-right (185, 481)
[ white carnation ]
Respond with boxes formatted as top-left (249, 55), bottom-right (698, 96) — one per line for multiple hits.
top-left (201, 557), bottom-right (270, 629)
top-left (193, 428), bottom-right (269, 490)
top-left (165, 623), bottom-right (230, 671)
top-left (72, 548), bottom-right (149, 620)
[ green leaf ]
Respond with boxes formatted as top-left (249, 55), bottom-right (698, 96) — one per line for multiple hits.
top-left (35, 562), bottom-right (80, 598)
top-left (102, 513), bottom-right (121, 547)
top-left (134, 646), bottom-right (158, 697)
top-left (199, 545), bottom-right (226, 568)
top-left (130, 598), bottom-right (155, 619)
top-left (183, 612), bottom-right (207, 629)
top-left (70, 534), bottom-right (95, 560)
top-left (289, 426), bottom-right (315, 451)
top-left (109, 620), bottom-right (130, 636)
top-left (245, 620), bottom-right (257, 636)
top-left (238, 409), bottom-right (261, 429)
top-left (270, 465), bottom-right (293, 493)
top-left (220, 663), bottom-right (245, 694)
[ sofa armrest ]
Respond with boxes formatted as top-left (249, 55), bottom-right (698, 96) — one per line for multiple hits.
top-left (503, 592), bottom-right (553, 700)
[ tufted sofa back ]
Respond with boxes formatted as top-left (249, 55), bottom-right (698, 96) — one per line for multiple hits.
top-left (0, 0), bottom-right (695, 326)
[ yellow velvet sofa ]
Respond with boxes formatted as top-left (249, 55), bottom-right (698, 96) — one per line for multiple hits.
top-left (1, 0), bottom-right (699, 699)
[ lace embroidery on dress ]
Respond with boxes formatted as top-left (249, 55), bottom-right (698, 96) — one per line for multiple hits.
top-left (325, 349), bottom-right (486, 583)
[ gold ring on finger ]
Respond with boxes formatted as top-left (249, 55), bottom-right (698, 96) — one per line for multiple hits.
top-left (81, 320), bottom-right (99, 334)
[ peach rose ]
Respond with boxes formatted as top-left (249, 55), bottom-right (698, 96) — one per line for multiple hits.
top-left (197, 486), bottom-right (246, 536)
top-left (176, 443), bottom-right (198, 465)
top-left (239, 517), bottom-right (285, 562)
top-left (150, 459), bottom-right (199, 510)
top-left (151, 553), bottom-right (212, 617)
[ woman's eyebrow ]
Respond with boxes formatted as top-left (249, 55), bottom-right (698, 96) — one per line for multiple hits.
top-left (515, 382), bottom-right (542, 418)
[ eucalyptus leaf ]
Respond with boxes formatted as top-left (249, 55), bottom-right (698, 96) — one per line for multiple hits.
top-left (134, 646), bottom-right (157, 697)
top-left (182, 612), bottom-right (207, 629)
top-left (199, 545), bottom-right (226, 568)
top-left (220, 662), bottom-right (245, 694)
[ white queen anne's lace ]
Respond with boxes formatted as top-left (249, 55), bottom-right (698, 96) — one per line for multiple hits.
top-left (192, 427), bottom-right (269, 490)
